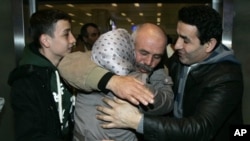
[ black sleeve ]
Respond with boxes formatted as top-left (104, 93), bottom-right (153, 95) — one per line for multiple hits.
top-left (97, 72), bottom-right (115, 93)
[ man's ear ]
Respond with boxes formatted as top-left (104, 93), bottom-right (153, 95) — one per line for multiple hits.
top-left (40, 34), bottom-right (50, 48)
top-left (205, 38), bottom-right (217, 53)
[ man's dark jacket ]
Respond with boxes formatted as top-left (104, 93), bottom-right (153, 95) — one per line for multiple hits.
top-left (142, 44), bottom-right (243, 141)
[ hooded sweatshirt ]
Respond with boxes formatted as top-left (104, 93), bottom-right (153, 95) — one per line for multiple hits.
top-left (8, 43), bottom-right (74, 139)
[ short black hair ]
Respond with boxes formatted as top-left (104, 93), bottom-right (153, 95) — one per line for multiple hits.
top-left (178, 5), bottom-right (222, 47)
top-left (29, 9), bottom-right (71, 47)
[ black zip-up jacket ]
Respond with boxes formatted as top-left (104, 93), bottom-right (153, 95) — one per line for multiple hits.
top-left (143, 45), bottom-right (243, 141)
top-left (8, 43), bottom-right (73, 141)
top-left (8, 65), bottom-right (73, 141)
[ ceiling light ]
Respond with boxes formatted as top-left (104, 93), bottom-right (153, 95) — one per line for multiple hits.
top-left (127, 18), bottom-right (131, 22)
top-left (66, 4), bottom-right (74, 7)
top-left (157, 13), bottom-right (161, 16)
top-left (111, 3), bottom-right (117, 7)
top-left (157, 17), bottom-right (161, 22)
top-left (134, 3), bottom-right (140, 7)
top-left (86, 13), bottom-right (92, 16)
top-left (79, 23), bottom-right (84, 26)
top-left (157, 3), bottom-right (162, 7)
top-left (44, 4), bottom-right (53, 8)
top-left (68, 13), bottom-right (75, 16)
top-left (139, 13), bottom-right (143, 16)
top-left (121, 13), bottom-right (126, 16)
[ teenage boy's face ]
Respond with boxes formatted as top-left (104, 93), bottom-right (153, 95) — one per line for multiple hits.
top-left (47, 20), bottom-right (76, 59)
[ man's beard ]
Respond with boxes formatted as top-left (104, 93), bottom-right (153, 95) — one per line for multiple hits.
top-left (135, 62), bottom-right (154, 73)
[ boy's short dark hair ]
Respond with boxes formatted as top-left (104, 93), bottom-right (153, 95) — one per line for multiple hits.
top-left (29, 9), bottom-right (71, 47)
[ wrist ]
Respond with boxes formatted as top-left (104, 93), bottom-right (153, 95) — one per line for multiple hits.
top-left (106, 75), bottom-right (119, 91)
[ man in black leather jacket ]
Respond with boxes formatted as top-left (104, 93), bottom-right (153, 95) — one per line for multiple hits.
top-left (96, 5), bottom-right (244, 141)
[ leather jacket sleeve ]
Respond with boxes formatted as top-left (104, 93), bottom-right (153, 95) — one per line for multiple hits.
top-left (143, 62), bottom-right (243, 141)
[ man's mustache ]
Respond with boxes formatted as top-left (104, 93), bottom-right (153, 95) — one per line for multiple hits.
top-left (135, 62), bottom-right (153, 73)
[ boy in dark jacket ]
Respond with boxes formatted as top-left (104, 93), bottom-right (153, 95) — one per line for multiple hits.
top-left (8, 9), bottom-right (76, 141)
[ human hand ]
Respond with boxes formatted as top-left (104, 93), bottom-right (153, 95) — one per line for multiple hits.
top-left (96, 97), bottom-right (142, 129)
top-left (106, 75), bottom-right (154, 105)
